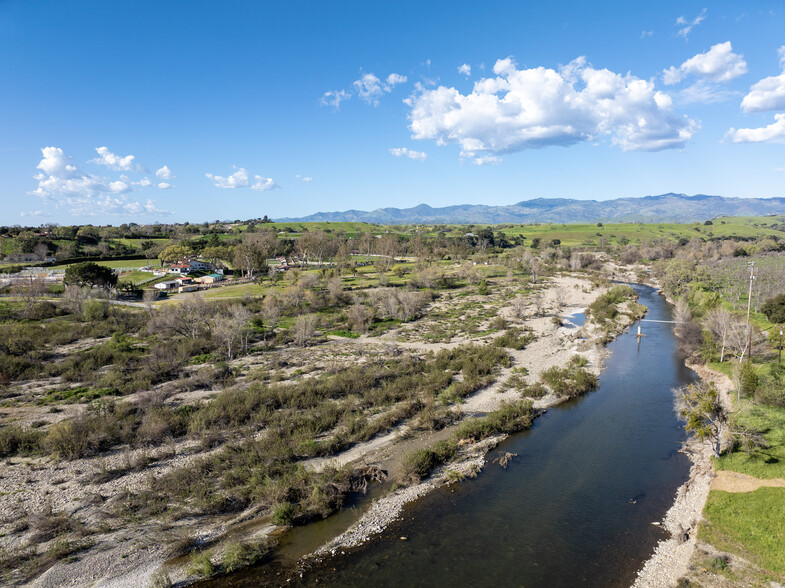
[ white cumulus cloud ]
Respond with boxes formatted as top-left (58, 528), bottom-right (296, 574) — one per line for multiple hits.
top-left (251, 175), bottom-right (280, 192)
top-left (29, 147), bottom-right (167, 217)
top-left (206, 167), bottom-right (279, 192)
top-left (386, 73), bottom-right (407, 88)
top-left (406, 56), bottom-right (697, 161)
top-left (663, 42), bottom-right (747, 86)
top-left (353, 73), bottom-right (385, 105)
top-left (157, 182), bottom-right (174, 189)
top-left (458, 64), bottom-right (472, 76)
top-left (740, 48), bottom-right (785, 113)
top-left (727, 113), bottom-right (785, 143)
top-left (91, 146), bottom-right (138, 171)
top-left (206, 167), bottom-right (250, 189)
top-left (156, 165), bottom-right (174, 180)
top-left (351, 72), bottom-right (408, 105)
top-left (389, 147), bottom-right (428, 161)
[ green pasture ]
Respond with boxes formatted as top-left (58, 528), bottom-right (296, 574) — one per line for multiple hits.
top-left (700, 487), bottom-right (785, 577)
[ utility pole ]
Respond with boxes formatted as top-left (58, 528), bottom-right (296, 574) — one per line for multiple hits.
top-left (745, 262), bottom-right (754, 363)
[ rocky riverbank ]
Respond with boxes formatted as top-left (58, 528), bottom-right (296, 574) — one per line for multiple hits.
top-left (631, 362), bottom-right (733, 587)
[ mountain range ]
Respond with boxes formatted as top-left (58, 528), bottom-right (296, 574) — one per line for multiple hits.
top-left (279, 193), bottom-right (785, 225)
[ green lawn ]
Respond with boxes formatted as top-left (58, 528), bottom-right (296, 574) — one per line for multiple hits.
top-left (202, 283), bottom-right (267, 299)
top-left (51, 259), bottom-right (161, 270)
top-left (120, 271), bottom-right (159, 284)
top-left (716, 401), bottom-right (785, 480)
top-left (700, 487), bottom-right (785, 578)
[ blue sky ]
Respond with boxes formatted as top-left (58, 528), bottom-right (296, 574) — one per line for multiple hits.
top-left (2, 0), bottom-right (785, 225)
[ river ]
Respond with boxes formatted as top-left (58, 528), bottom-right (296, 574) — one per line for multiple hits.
top-left (219, 284), bottom-right (696, 587)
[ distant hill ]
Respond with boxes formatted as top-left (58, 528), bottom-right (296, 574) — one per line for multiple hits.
top-left (278, 194), bottom-right (785, 224)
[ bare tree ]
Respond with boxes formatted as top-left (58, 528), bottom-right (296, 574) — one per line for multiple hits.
top-left (376, 234), bottom-right (402, 272)
top-left (531, 289), bottom-right (545, 317)
top-left (327, 276), bottom-right (345, 305)
top-left (33, 243), bottom-right (50, 260)
top-left (705, 308), bottom-right (735, 363)
top-left (510, 294), bottom-right (528, 320)
top-left (552, 288), bottom-right (567, 315)
top-left (296, 231), bottom-right (337, 267)
top-left (148, 295), bottom-right (213, 340)
top-left (14, 278), bottom-right (48, 316)
top-left (212, 304), bottom-right (252, 359)
top-left (347, 302), bottom-right (373, 333)
top-left (62, 285), bottom-right (91, 316)
top-left (357, 232), bottom-right (375, 262)
top-left (142, 289), bottom-right (158, 317)
top-left (293, 314), bottom-right (317, 347)
top-left (234, 231), bottom-right (279, 278)
top-left (261, 294), bottom-right (282, 339)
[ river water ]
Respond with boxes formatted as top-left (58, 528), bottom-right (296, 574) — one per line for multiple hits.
top-left (222, 284), bottom-right (696, 587)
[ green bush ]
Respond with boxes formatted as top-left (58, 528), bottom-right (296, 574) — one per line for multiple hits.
top-left (540, 356), bottom-right (598, 397)
top-left (0, 425), bottom-right (43, 457)
top-left (454, 400), bottom-right (534, 441)
top-left (221, 541), bottom-right (267, 574)
top-left (493, 326), bottom-right (535, 350)
top-left (187, 552), bottom-right (215, 578)
top-left (587, 284), bottom-right (637, 323)
top-left (761, 294), bottom-right (785, 325)
top-left (402, 440), bottom-right (457, 481)
top-left (271, 501), bottom-right (295, 526)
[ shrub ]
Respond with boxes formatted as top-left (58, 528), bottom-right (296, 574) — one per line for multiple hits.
top-left (187, 552), bottom-right (215, 578)
top-left (221, 541), bottom-right (268, 574)
top-left (271, 501), bottom-right (295, 526)
top-left (0, 425), bottom-right (43, 457)
top-left (761, 294), bottom-right (785, 324)
top-left (737, 361), bottom-right (759, 398)
top-left (540, 356), bottom-right (598, 397)
top-left (402, 440), bottom-right (457, 481)
top-left (42, 420), bottom-right (90, 460)
top-left (493, 326), bottom-right (535, 350)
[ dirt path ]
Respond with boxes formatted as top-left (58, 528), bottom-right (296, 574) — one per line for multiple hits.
top-left (711, 470), bottom-right (785, 492)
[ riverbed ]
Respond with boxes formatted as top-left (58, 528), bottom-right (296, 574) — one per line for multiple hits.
top-left (220, 284), bottom-right (696, 587)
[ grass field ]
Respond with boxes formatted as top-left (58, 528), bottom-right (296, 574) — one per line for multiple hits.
top-left (700, 487), bottom-right (785, 577)
top-left (50, 259), bottom-right (161, 270)
top-left (715, 401), bottom-right (785, 480)
top-left (202, 283), bottom-right (267, 299)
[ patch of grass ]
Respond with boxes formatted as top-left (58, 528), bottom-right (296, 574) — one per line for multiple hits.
top-left (325, 329), bottom-right (361, 338)
top-left (203, 283), bottom-right (267, 299)
top-left (700, 488), bottom-right (785, 577)
top-left (39, 386), bottom-right (120, 405)
top-left (221, 540), bottom-right (269, 573)
top-left (716, 401), bottom-right (785, 479)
